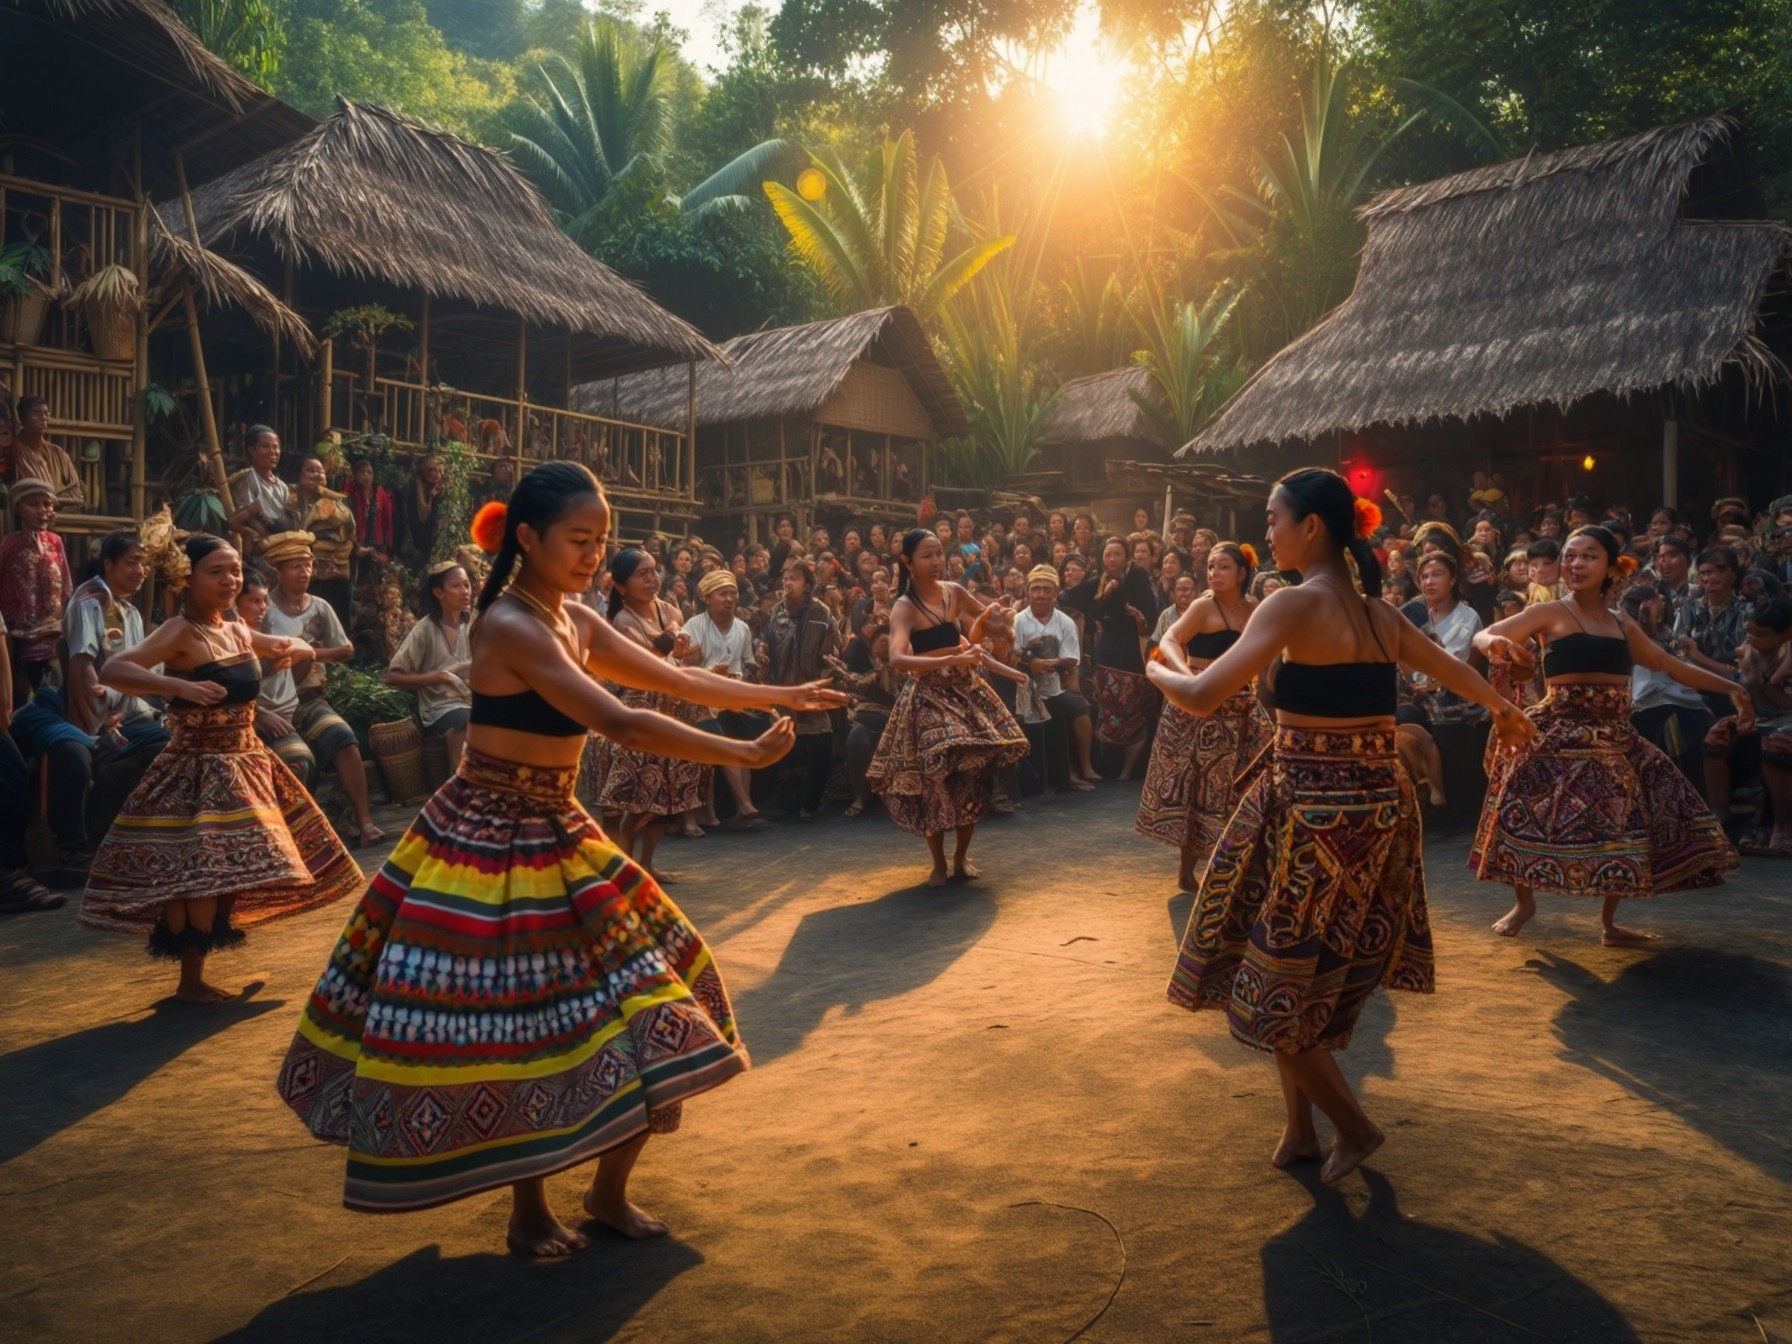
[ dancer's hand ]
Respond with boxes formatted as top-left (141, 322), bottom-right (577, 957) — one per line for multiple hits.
top-left (778, 678), bottom-right (848, 712)
top-left (1484, 635), bottom-right (1533, 671)
top-left (181, 680), bottom-right (229, 706)
top-left (742, 714), bottom-right (797, 766)
top-left (1733, 693), bottom-right (1757, 735)
top-left (1491, 703), bottom-right (1536, 747)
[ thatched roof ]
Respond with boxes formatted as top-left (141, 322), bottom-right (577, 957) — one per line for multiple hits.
top-left (167, 100), bottom-right (720, 380)
top-left (1, 0), bottom-right (314, 189)
top-left (1183, 118), bottom-right (1792, 456)
top-left (1043, 366), bottom-right (1169, 449)
top-left (579, 306), bottom-right (966, 436)
top-left (147, 209), bottom-right (314, 356)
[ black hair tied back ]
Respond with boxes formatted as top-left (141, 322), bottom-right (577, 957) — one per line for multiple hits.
top-left (894, 527), bottom-right (932, 599)
top-left (474, 461), bottom-right (603, 614)
top-left (1275, 467), bottom-right (1385, 597)
top-left (606, 547), bottom-right (649, 623)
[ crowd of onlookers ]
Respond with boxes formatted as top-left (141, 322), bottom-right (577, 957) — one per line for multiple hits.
top-left (3, 386), bottom-right (1791, 912)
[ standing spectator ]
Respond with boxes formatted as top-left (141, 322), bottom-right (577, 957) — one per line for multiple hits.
top-left (226, 425), bottom-right (293, 554)
top-left (835, 619), bottom-right (897, 816)
top-left (682, 568), bottom-right (768, 828)
top-left (397, 454), bottom-right (445, 566)
top-left (474, 457), bottom-right (515, 510)
top-left (346, 455), bottom-right (396, 569)
top-left (1013, 565), bottom-right (1098, 790)
top-left (7, 396), bottom-right (83, 509)
top-left (0, 478), bottom-right (73, 705)
top-left (1650, 535), bottom-right (1695, 615)
top-left (766, 559), bottom-right (841, 818)
top-left (383, 561), bottom-right (473, 771)
top-left (1060, 536), bottom-right (1158, 779)
top-left (0, 613), bottom-right (66, 913)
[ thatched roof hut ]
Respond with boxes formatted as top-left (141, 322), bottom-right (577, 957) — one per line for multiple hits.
top-left (2, 0), bottom-right (314, 192)
top-left (1183, 118), bottom-right (1792, 461)
top-left (168, 99), bottom-right (720, 384)
top-left (581, 306), bottom-right (963, 538)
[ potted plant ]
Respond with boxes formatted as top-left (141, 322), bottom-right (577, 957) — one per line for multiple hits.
top-left (0, 237), bottom-right (57, 346)
top-left (66, 262), bottom-right (142, 362)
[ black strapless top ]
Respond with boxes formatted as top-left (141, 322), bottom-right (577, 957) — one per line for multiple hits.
top-left (173, 657), bottom-right (260, 706)
top-left (910, 621), bottom-right (960, 654)
top-left (470, 688), bottom-right (586, 738)
top-left (1542, 633), bottom-right (1631, 679)
top-left (1187, 629), bottom-right (1241, 659)
top-left (1274, 661), bottom-right (1398, 718)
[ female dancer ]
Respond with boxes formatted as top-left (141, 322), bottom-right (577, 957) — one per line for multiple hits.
top-left (1136, 541), bottom-right (1272, 895)
top-left (77, 535), bottom-right (363, 1002)
top-left (1149, 470), bottom-right (1534, 1184)
top-left (383, 560), bottom-right (473, 769)
top-left (1470, 524), bottom-right (1746, 945)
top-left (279, 463), bottom-right (844, 1256)
top-left (867, 528), bottom-right (1029, 887)
top-left (588, 547), bottom-right (711, 869)
top-left (1061, 535), bottom-right (1160, 778)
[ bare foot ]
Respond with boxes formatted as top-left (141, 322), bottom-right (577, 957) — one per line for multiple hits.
top-left (355, 823), bottom-right (387, 849)
top-left (507, 1210), bottom-right (588, 1257)
top-left (1071, 778), bottom-right (1096, 792)
top-left (1492, 892), bottom-right (1536, 937)
top-left (925, 866), bottom-right (950, 889)
top-left (174, 980), bottom-right (236, 1004)
top-left (583, 1189), bottom-right (668, 1239)
top-left (647, 868), bottom-right (679, 885)
top-left (1320, 1124), bottom-right (1385, 1185)
top-left (1426, 782), bottom-right (1447, 807)
top-left (953, 859), bottom-right (981, 880)
top-left (1601, 925), bottom-right (1661, 948)
top-left (1271, 1131), bottom-right (1323, 1168)
top-left (677, 822), bottom-right (704, 839)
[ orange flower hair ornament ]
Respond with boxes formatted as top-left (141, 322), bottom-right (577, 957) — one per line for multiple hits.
top-left (1354, 497), bottom-right (1383, 538)
top-left (1237, 542), bottom-right (1259, 569)
top-left (1616, 554), bottom-right (1639, 577)
top-left (470, 500), bottom-right (508, 554)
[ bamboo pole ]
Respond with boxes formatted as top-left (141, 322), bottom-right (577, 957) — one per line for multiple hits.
top-left (685, 360), bottom-right (697, 501)
top-left (173, 153), bottom-right (232, 514)
top-left (130, 198), bottom-right (148, 520)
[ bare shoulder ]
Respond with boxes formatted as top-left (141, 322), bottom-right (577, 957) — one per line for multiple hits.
top-left (565, 601), bottom-right (604, 637)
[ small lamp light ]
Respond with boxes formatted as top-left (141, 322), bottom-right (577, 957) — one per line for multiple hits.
top-left (1581, 454), bottom-right (1596, 472)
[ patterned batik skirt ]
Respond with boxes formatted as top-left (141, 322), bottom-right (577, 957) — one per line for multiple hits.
top-left (1167, 726), bottom-right (1432, 1053)
top-left (77, 703), bottom-right (362, 956)
top-left (1469, 682), bottom-right (1738, 898)
top-left (1136, 685), bottom-right (1274, 867)
top-left (866, 666), bottom-right (1029, 836)
top-left (586, 688), bottom-right (711, 818)
top-left (277, 747), bottom-right (747, 1213)
top-left (1094, 665), bottom-right (1159, 745)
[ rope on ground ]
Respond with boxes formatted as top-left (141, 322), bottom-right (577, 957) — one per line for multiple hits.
top-left (1007, 1199), bottom-right (1127, 1344)
top-left (283, 1255), bottom-right (348, 1296)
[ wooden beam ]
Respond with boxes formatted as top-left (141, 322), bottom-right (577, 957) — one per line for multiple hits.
top-left (418, 292), bottom-right (430, 390)
top-left (130, 197), bottom-right (148, 520)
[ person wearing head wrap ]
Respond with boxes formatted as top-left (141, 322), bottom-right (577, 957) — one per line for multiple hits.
top-left (0, 477), bottom-right (73, 705)
top-left (683, 565), bottom-right (768, 827)
top-left (1012, 561), bottom-right (1098, 792)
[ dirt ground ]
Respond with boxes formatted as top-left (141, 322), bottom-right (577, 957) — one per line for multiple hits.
top-left (2, 786), bottom-right (1788, 1344)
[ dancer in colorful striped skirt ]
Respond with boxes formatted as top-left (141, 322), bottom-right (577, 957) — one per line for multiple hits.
top-left (78, 534), bottom-right (363, 1001)
top-left (1470, 524), bottom-right (1745, 946)
top-left (1137, 540), bottom-right (1272, 895)
top-left (868, 528), bottom-right (1029, 888)
top-left (277, 463), bottom-right (846, 1257)
top-left (1150, 470), bottom-right (1533, 1185)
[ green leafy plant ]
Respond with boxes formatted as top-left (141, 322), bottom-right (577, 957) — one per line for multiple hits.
top-left (0, 239), bottom-right (54, 300)
top-left (325, 662), bottom-right (417, 747)
top-left (322, 304), bottom-right (416, 401)
top-left (1127, 280), bottom-right (1247, 450)
top-left (430, 437), bottom-right (476, 564)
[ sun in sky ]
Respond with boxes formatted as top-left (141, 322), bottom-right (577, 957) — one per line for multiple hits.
top-left (1040, 6), bottom-right (1128, 137)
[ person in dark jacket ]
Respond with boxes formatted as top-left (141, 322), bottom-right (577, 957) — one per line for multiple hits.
top-left (767, 559), bottom-right (842, 817)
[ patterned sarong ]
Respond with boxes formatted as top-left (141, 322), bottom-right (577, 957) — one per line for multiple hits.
top-left (586, 688), bottom-right (710, 818)
top-left (1168, 726), bottom-right (1432, 1053)
top-left (277, 748), bottom-right (747, 1212)
top-left (1136, 685), bottom-right (1273, 863)
top-left (867, 665), bottom-right (1028, 836)
top-left (77, 703), bottom-right (361, 938)
top-left (1094, 665), bottom-right (1158, 745)
top-left (1470, 682), bottom-right (1737, 897)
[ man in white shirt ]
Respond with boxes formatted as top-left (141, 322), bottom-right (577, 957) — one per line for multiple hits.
top-left (1012, 565), bottom-right (1097, 791)
top-left (226, 425), bottom-right (294, 558)
top-left (683, 568), bottom-right (767, 827)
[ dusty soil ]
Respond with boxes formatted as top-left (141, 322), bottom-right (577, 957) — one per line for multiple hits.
top-left (2, 788), bottom-right (1788, 1343)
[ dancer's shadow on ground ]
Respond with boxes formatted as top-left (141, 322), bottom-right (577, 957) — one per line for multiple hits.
top-left (1533, 947), bottom-right (1792, 1180)
top-left (732, 885), bottom-right (997, 1065)
top-left (0, 987), bottom-right (280, 1165)
top-left (1262, 1168), bottom-right (1638, 1342)
top-left (217, 1239), bottom-right (702, 1343)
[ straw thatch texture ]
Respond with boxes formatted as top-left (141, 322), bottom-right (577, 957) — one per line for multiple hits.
top-left (579, 306), bottom-right (966, 436)
top-left (147, 208), bottom-right (315, 356)
top-left (6, 0), bottom-right (314, 185)
top-left (1043, 366), bottom-right (1169, 449)
top-left (167, 100), bottom-right (718, 374)
top-left (1183, 118), bottom-right (1792, 456)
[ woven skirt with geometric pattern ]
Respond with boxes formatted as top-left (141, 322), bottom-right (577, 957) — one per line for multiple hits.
top-left (1469, 682), bottom-right (1737, 899)
top-left (1136, 685), bottom-right (1273, 866)
top-left (584, 687), bottom-right (711, 819)
top-left (866, 666), bottom-right (1030, 836)
top-left (276, 747), bottom-right (747, 1213)
top-left (1167, 726), bottom-right (1432, 1054)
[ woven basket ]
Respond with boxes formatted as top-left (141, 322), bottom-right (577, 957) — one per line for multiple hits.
top-left (368, 717), bottom-right (428, 804)
top-left (1, 290), bottom-right (52, 346)
top-left (87, 305), bottom-right (134, 362)
top-left (420, 733), bottom-right (453, 789)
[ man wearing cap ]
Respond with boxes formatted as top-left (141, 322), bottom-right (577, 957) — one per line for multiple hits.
top-left (259, 530), bottom-right (384, 847)
top-left (683, 567), bottom-right (770, 827)
top-left (1013, 565), bottom-right (1098, 791)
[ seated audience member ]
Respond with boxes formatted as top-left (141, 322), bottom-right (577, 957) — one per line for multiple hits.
top-left (226, 425), bottom-right (294, 556)
top-left (1524, 538), bottom-right (1563, 605)
top-left (1676, 545), bottom-right (1752, 716)
top-left (0, 477), bottom-right (73, 706)
top-left (8, 396), bottom-right (84, 509)
top-left (237, 571), bottom-right (317, 786)
top-left (1704, 597), bottom-right (1792, 848)
top-left (834, 619), bottom-right (898, 817)
top-left (259, 531), bottom-right (384, 847)
top-left (0, 616), bottom-right (62, 912)
top-left (383, 561), bottom-right (473, 772)
top-left (293, 455), bottom-right (357, 625)
top-left (1013, 565), bottom-right (1098, 791)
top-left (682, 568), bottom-right (768, 828)
top-left (1624, 580), bottom-right (1712, 789)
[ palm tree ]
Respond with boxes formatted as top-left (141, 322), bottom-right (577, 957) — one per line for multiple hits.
top-left (763, 131), bottom-right (1013, 323)
top-left (1126, 279), bottom-right (1245, 449)
top-left (504, 17), bottom-right (676, 247)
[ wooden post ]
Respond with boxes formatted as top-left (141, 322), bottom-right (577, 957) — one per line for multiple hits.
top-left (685, 361), bottom-right (697, 501)
top-left (515, 316), bottom-right (528, 466)
top-left (173, 153), bottom-right (232, 514)
top-left (317, 337), bottom-right (333, 439)
top-left (130, 200), bottom-right (148, 520)
top-left (1662, 418), bottom-right (1679, 510)
top-left (418, 293), bottom-right (430, 391)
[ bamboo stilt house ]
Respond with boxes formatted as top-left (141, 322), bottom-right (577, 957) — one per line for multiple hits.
top-left (581, 305), bottom-right (965, 542)
top-left (165, 99), bottom-right (726, 540)
top-left (1182, 118), bottom-right (1792, 516)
